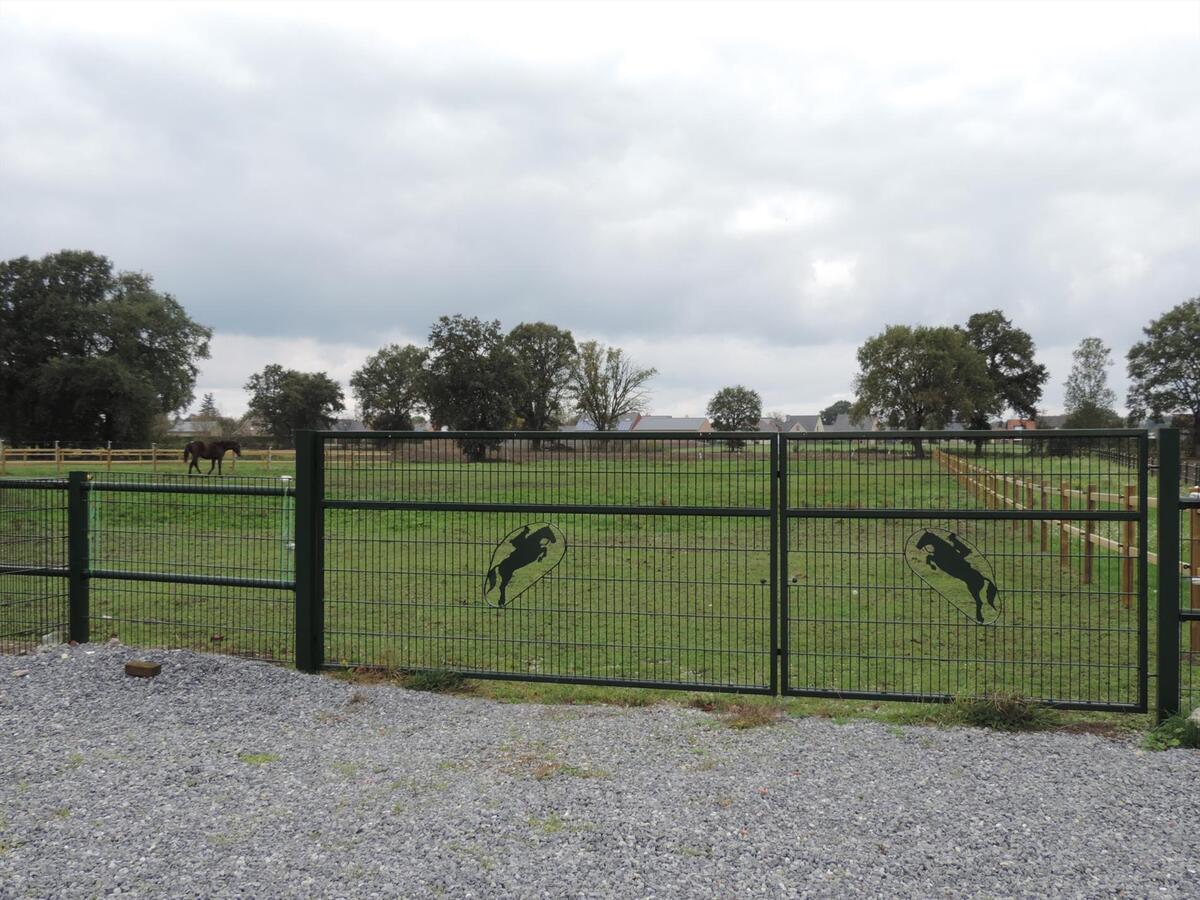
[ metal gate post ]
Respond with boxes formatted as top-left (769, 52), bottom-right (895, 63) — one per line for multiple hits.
top-left (67, 471), bottom-right (89, 644)
top-left (769, 434), bottom-right (779, 694)
top-left (294, 431), bottom-right (324, 672)
top-left (1156, 428), bottom-right (1180, 721)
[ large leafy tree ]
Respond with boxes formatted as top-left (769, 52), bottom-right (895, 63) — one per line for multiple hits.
top-left (707, 385), bottom-right (762, 449)
top-left (245, 364), bottom-right (345, 443)
top-left (820, 400), bottom-right (852, 426)
top-left (506, 322), bottom-right (577, 434)
top-left (1127, 297), bottom-right (1200, 446)
top-left (350, 343), bottom-right (427, 431)
top-left (0, 251), bottom-right (211, 443)
top-left (1064, 337), bottom-right (1118, 416)
top-left (570, 341), bottom-right (656, 431)
top-left (852, 324), bottom-right (992, 458)
top-left (962, 310), bottom-right (1048, 427)
top-left (421, 315), bottom-right (519, 460)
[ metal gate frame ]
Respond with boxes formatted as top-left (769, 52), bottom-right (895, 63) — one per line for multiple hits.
top-left (778, 429), bottom-right (1151, 712)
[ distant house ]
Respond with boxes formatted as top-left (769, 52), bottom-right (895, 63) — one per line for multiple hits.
top-left (631, 415), bottom-right (712, 433)
top-left (1005, 418), bottom-right (1037, 431)
top-left (782, 415), bottom-right (824, 434)
top-left (560, 413), bottom-right (641, 432)
top-left (825, 413), bottom-right (879, 432)
top-left (329, 418), bottom-right (367, 433)
top-left (756, 417), bottom-right (784, 433)
top-left (167, 417), bottom-right (216, 437)
top-left (1037, 414), bottom-right (1069, 429)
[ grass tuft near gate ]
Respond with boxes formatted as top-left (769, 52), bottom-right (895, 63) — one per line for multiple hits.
top-left (1142, 714), bottom-right (1200, 751)
top-left (943, 693), bottom-right (1059, 732)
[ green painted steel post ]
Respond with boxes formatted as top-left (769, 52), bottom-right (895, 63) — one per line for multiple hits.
top-left (1156, 428), bottom-right (1180, 721)
top-left (768, 434), bottom-right (779, 695)
top-left (294, 431), bottom-right (323, 672)
top-left (67, 471), bottom-right (89, 644)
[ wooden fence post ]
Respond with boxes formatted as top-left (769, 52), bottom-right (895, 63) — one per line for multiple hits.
top-left (0, 439), bottom-right (5, 476)
top-left (1040, 482), bottom-right (1049, 552)
top-left (1122, 484), bottom-right (1135, 608)
top-left (106, 441), bottom-right (112, 472)
top-left (1191, 507), bottom-right (1199, 655)
top-left (1083, 483), bottom-right (1095, 585)
top-left (151, 443), bottom-right (158, 473)
top-left (268, 446), bottom-right (273, 472)
top-left (1060, 480), bottom-right (1070, 570)
top-left (55, 441), bottom-right (61, 476)
top-left (1026, 482), bottom-right (1035, 542)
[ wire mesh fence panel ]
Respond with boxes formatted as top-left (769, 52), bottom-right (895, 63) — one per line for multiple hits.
top-left (85, 473), bottom-right (295, 662)
top-left (783, 432), bottom-right (1147, 710)
top-left (321, 433), bottom-right (775, 692)
top-left (1181, 496), bottom-right (1200, 715)
top-left (0, 480), bottom-right (68, 651)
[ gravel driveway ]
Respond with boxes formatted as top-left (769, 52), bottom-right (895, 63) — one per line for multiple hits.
top-left (2, 644), bottom-right (1198, 898)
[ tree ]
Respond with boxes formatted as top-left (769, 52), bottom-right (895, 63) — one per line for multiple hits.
top-left (570, 341), bottom-right (656, 431)
top-left (1127, 297), bottom-right (1200, 449)
top-left (819, 400), bottom-right (852, 426)
top-left (421, 315), bottom-right (519, 461)
top-left (0, 251), bottom-right (211, 443)
top-left (851, 324), bottom-right (993, 458)
top-left (350, 344), bottom-right (427, 431)
top-left (707, 385), bottom-right (762, 449)
top-left (506, 322), bottom-right (577, 435)
top-left (1064, 337), bottom-right (1118, 416)
top-left (245, 364), bottom-right (345, 443)
top-left (197, 393), bottom-right (220, 419)
top-left (962, 310), bottom-right (1048, 424)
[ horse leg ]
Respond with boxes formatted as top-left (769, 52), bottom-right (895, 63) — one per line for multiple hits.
top-left (968, 580), bottom-right (985, 623)
top-left (208, 458), bottom-right (216, 475)
top-left (497, 567), bottom-right (516, 608)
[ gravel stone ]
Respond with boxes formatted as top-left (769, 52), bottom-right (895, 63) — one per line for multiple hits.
top-left (1, 643), bottom-right (1198, 898)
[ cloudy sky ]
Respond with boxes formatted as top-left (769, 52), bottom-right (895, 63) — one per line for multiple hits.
top-left (2, 1), bottom-right (1197, 420)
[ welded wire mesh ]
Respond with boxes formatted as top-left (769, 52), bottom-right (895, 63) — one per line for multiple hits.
top-left (86, 472), bottom-right (295, 661)
top-left (0, 480), bottom-right (68, 651)
top-left (1181, 499), bottom-right (1200, 715)
top-left (783, 433), bottom-right (1146, 709)
top-left (322, 433), bottom-right (774, 691)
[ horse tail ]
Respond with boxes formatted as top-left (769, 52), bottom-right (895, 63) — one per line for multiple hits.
top-left (182, 446), bottom-right (190, 462)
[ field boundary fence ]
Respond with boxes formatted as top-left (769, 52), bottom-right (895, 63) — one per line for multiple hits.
top-left (1, 429), bottom-right (1197, 718)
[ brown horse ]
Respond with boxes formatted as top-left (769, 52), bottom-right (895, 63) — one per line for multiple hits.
top-left (183, 440), bottom-right (242, 475)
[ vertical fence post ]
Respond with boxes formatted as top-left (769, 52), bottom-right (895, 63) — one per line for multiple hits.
top-left (151, 443), bottom-right (158, 473)
top-left (106, 441), bottom-right (112, 472)
top-left (0, 439), bottom-right (6, 475)
top-left (1156, 428), bottom-right (1180, 721)
top-left (294, 431), bottom-right (323, 672)
top-left (768, 434), bottom-right (779, 696)
top-left (1059, 480), bottom-right (1070, 570)
top-left (55, 441), bottom-right (61, 476)
top-left (1026, 482), bottom-right (1035, 542)
top-left (1191, 505), bottom-right (1200, 658)
top-left (1083, 484), bottom-right (1095, 585)
top-left (1122, 484), bottom-right (1136, 608)
top-left (1040, 483), bottom-right (1049, 552)
top-left (67, 472), bottom-right (89, 644)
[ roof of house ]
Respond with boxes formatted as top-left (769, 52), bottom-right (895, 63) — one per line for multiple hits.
top-left (560, 413), bottom-right (641, 432)
top-left (167, 419), bottom-right (213, 435)
top-left (329, 418), bottom-right (367, 432)
top-left (825, 413), bottom-right (878, 432)
top-left (783, 415), bottom-right (823, 432)
top-left (632, 416), bottom-right (709, 431)
top-left (756, 417), bottom-right (784, 433)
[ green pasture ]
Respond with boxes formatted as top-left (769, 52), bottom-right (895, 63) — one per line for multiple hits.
top-left (1, 442), bottom-right (1195, 711)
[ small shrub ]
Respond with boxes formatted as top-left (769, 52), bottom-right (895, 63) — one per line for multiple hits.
top-left (237, 752), bottom-right (280, 765)
top-left (947, 693), bottom-right (1058, 732)
top-left (403, 669), bottom-right (465, 693)
top-left (722, 703), bottom-right (784, 730)
top-left (1143, 715), bottom-right (1200, 751)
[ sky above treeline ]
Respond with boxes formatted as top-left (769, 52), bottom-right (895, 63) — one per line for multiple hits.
top-left (2, 1), bottom-right (1197, 420)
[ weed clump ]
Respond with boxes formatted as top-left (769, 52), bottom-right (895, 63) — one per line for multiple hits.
top-left (721, 703), bottom-right (784, 730)
top-left (946, 693), bottom-right (1058, 732)
top-left (403, 668), bottom-right (466, 693)
top-left (1143, 715), bottom-right (1200, 751)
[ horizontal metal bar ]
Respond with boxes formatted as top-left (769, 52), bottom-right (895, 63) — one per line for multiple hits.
top-left (783, 428), bottom-right (1146, 440)
top-left (0, 479), bottom-right (68, 490)
top-left (785, 507), bottom-right (1140, 521)
top-left (317, 430), bottom-right (771, 441)
top-left (87, 482), bottom-right (295, 498)
top-left (320, 663), bottom-right (773, 695)
top-left (780, 686), bottom-right (1144, 712)
top-left (1181, 496), bottom-right (1200, 509)
top-left (1181, 609), bottom-right (1200, 622)
top-left (323, 499), bottom-right (771, 518)
top-left (0, 564), bottom-right (68, 577)
top-left (88, 568), bottom-right (295, 591)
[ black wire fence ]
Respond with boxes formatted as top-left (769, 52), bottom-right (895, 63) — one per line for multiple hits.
top-left (3, 428), bottom-right (1198, 718)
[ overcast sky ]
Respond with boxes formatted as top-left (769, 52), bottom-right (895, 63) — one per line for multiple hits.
top-left (2, 1), bottom-right (1197, 420)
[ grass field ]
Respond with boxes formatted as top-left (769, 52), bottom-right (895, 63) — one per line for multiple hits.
top-left (1, 435), bottom-right (1196, 713)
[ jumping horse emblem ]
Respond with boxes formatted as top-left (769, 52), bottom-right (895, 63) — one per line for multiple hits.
top-left (483, 523), bottom-right (567, 608)
top-left (903, 527), bottom-right (1000, 624)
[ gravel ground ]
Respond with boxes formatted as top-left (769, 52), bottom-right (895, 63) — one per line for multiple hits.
top-left (2, 644), bottom-right (1198, 899)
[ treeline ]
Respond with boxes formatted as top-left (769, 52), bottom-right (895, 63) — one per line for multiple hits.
top-left (2, 251), bottom-right (1196, 457)
top-left (244, 315), bottom-right (656, 460)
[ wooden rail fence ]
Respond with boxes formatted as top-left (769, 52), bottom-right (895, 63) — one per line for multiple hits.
top-left (932, 449), bottom-right (1195, 611)
top-left (0, 442), bottom-right (297, 475)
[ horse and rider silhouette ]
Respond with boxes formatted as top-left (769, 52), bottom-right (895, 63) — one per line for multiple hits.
top-left (915, 530), bottom-right (998, 624)
top-left (485, 524), bottom-right (559, 608)
top-left (183, 440), bottom-right (241, 475)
